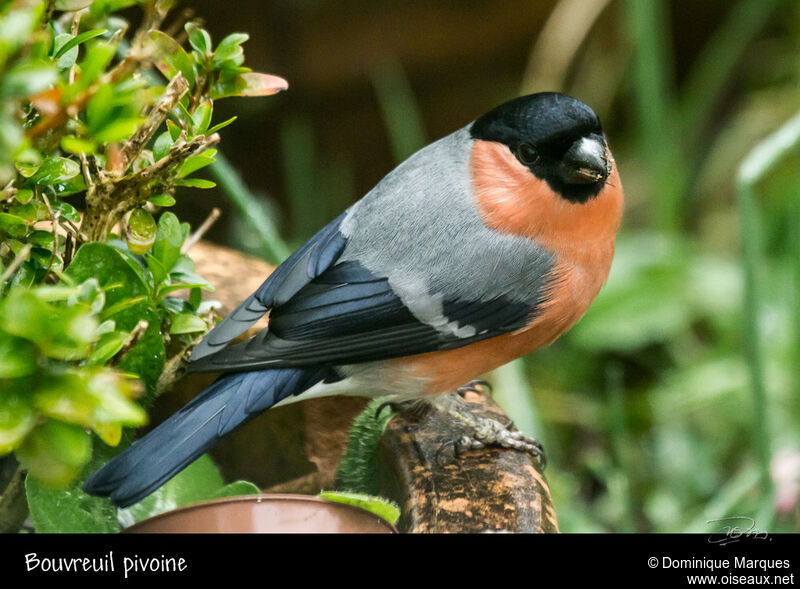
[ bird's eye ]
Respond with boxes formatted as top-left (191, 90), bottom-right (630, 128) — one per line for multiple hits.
top-left (517, 143), bottom-right (538, 165)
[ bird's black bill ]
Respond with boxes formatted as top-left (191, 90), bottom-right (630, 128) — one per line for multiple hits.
top-left (558, 136), bottom-right (609, 186)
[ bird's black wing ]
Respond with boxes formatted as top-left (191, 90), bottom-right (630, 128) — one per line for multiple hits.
top-left (188, 211), bottom-right (349, 362)
top-left (187, 258), bottom-right (548, 373)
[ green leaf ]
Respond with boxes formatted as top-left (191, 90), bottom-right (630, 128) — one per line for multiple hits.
top-left (0, 332), bottom-right (36, 378)
top-left (158, 283), bottom-right (209, 298)
top-left (30, 247), bottom-right (62, 271)
top-left (27, 230), bottom-right (54, 248)
top-left (25, 449), bottom-right (119, 534)
top-left (15, 161), bottom-right (39, 178)
top-left (169, 312), bottom-right (207, 334)
top-left (146, 30), bottom-right (196, 88)
top-left (318, 491), bottom-right (401, 526)
top-left (206, 116), bottom-right (237, 135)
top-left (52, 33), bottom-right (79, 69)
top-left (153, 130), bottom-right (173, 161)
top-left (176, 178), bottom-right (215, 188)
top-left (149, 193), bottom-right (175, 207)
top-left (33, 373), bottom-right (95, 424)
top-left (15, 188), bottom-right (34, 204)
top-left (54, 28), bottom-right (107, 60)
top-left (16, 421), bottom-right (92, 487)
top-left (0, 212), bottom-right (30, 237)
top-left (144, 253), bottom-right (168, 284)
top-left (0, 289), bottom-right (97, 359)
top-left (212, 480), bottom-right (261, 499)
top-left (66, 243), bottom-right (150, 331)
top-left (73, 41), bottom-right (116, 94)
top-left (55, 0), bottom-right (95, 10)
top-left (99, 295), bottom-right (147, 321)
top-left (212, 32), bottom-right (248, 67)
top-left (191, 100), bottom-right (213, 134)
top-left (570, 234), bottom-right (694, 352)
top-left (50, 200), bottom-right (81, 224)
top-left (94, 117), bottom-right (145, 143)
top-left (117, 309), bottom-right (164, 398)
top-left (117, 454), bottom-right (224, 526)
top-left (32, 156), bottom-right (80, 185)
top-left (86, 82), bottom-right (114, 131)
top-left (210, 72), bottom-right (288, 99)
top-left (9, 261), bottom-right (37, 289)
top-left (185, 22), bottom-right (212, 56)
top-left (73, 278), bottom-right (106, 314)
top-left (166, 119), bottom-right (182, 141)
top-left (8, 201), bottom-right (42, 223)
top-left (52, 174), bottom-right (88, 197)
top-left (160, 295), bottom-right (187, 315)
top-left (178, 154), bottom-right (215, 178)
top-left (1, 61), bottom-right (58, 98)
top-left (87, 330), bottom-right (129, 365)
top-left (61, 135), bottom-right (97, 155)
top-left (189, 286), bottom-right (202, 309)
top-left (169, 254), bottom-right (213, 290)
top-left (0, 391), bottom-right (35, 454)
top-left (152, 211), bottom-right (182, 273)
top-left (0, 5), bottom-right (44, 49)
top-left (86, 369), bottom-right (146, 426)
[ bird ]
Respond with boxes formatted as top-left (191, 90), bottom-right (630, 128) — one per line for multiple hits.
top-left (84, 91), bottom-right (623, 508)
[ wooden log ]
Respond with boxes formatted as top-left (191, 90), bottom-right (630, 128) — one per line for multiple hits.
top-left (378, 390), bottom-right (559, 533)
top-left (154, 241), bottom-right (558, 532)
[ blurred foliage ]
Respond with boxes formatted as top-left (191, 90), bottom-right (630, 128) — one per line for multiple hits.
top-left (0, 0), bottom-right (284, 532)
top-left (318, 490), bottom-right (401, 527)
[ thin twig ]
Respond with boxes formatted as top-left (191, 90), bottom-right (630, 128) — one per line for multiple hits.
top-left (154, 328), bottom-right (210, 398)
top-left (68, 11), bottom-right (81, 85)
top-left (62, 218), bottom-right (88, 243)
top-left (80, 152), bottom-right (95, 201)
top-left (0, 464), bottom-right (28, 533)
top-left (108, 72), bottom-right (190, 176)
top-left (164, 7), bottom-right (195, 39)
top-left (38, 190), bottom-right (61, 284)
top-left (1, 244), bottom-right (32, 283)
top-left (1, 179), bottom-right (15, 203)
top-left (181, 207), bottom-right (221, 253)
top-left (113, 319), bottom-right (149, 364)
top-left (81, 132), bottom-right (219, 242)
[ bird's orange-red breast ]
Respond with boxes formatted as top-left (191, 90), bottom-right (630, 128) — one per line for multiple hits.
top-left (389, 137), bottom-right (623, 395)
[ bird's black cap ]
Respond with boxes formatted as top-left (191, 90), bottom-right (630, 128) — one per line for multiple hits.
top-left (470, 92), bottom-right (610, 203)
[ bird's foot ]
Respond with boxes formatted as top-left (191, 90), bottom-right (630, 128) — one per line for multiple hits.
top-left (373, 398), bottom-right (429, 420)
top-left (431, 392), bottom-right (546, 465)
top-left (456, 379), bottom-right (493, 397)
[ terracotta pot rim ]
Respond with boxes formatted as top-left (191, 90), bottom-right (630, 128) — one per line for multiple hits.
top-left (123, 492), bottom-right (398, 533)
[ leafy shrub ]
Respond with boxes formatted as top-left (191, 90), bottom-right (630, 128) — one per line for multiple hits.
top-left (0, 0), bottom-right (285, 531)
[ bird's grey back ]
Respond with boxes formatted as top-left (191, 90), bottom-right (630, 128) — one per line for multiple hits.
top-left (339, 127), bottom-right (555, 309)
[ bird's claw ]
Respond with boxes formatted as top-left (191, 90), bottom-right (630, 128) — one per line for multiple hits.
top-left (456, 379), bottom-right (493, 397)
top-left (374, 400), bottom-right (399, 419)
top-left (430, 392), bottom-right (546, 466)
top-left (373, 398), bottom-right (430, 421)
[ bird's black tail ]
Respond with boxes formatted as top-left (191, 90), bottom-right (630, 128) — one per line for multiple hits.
top-left (83, 367), bottom-right (326, 507)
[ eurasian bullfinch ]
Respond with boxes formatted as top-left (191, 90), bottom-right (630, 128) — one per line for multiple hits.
top-left (84, 92), bottom-right (624, 507)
